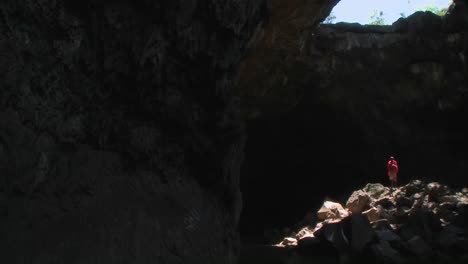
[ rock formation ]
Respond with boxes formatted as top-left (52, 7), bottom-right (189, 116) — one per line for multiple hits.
top-left (275, 180), bottom-right (468, 263)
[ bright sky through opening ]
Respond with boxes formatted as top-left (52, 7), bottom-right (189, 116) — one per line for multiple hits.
top-left (331, 0), bottom-right (452, 24)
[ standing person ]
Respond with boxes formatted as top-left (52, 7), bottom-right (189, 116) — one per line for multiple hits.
top-left (387, 156), bottom-right (399, 189)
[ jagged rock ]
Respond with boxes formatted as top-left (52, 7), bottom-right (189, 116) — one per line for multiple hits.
top-left (346, 190), bottom-right (370, 214)
top-left (364, 183), bottom-right (390, 200)
top-left (427, 182), bottom-right (444, 202)
top-left (372, 197), bottom-right (395, 209)
top-left (462, 188), bottom-right (468, 194)
top-left (436, 202), bottom-right (458, 223)
top-left (456, 194), bottom-right (468, 204)
top-left (412, 192), bottom-right (423, 201)
top-left (315, 214), bottom-right (375, 253)
top-left (296, 227), bottom-right (315, 240)
top-left (317, 201), bottom-right (349, 220)
top-left (363, 206), bottom-right (383, 223)
top-left (280, 237), bottom-right (298, 247)
top-left (403, 180), bottom-right (425, 196)
top-left (395, 193), bottom-right (412, 207)
top-left (278, 181), bottom-right (468, 263)
top-left (440, 195), bottom-right (460, 204)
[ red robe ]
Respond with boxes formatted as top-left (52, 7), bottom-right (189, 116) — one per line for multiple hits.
top-left (387, 160), bottom-right (399, 182)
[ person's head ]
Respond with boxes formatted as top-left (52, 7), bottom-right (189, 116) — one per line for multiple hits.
top-left (389, 156), bottom-right (395, 160)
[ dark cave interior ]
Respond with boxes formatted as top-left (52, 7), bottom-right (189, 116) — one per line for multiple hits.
top-left (240, 91), bottom-right (468, 240)
top-left (1, 0), bottom-right (468, 263)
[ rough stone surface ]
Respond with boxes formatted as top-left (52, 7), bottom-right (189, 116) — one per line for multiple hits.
top-left (363, 207), bottom-right (383, 223)
top-left (364, 184), bottom-right (390, 200)
top-left (276, 180), bottom-right (468, 263)
top-left (317, 201), bottom-right (349, 220)
top-left (0, 0), bottom-right (269, 263)
top-left (346, 190), bottom-right (370, 214)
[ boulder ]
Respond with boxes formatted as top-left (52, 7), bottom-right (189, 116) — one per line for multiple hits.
top-left (403, 180), bottom-right (425, 196)
top-left (436, 202), bottom-right (458, 223)
top-left (317, 201), bottom-right (349, 220)
top-left (426, 182), bottom-right (444, 202)
top-left (439, 195), bottom-right (459, 204)
top-left (346, 190), bottom-right (370, 214)
top-left (456, 194), bottom-right (468, 205)
top-left (364, 183), bottom-right (390, 200)
top-left (426, 182), bottom-right (442, 192)
top-left (313, 219), bottom-right (349, 252)
top-left (276, 180), bottom-right (468, 262)
top-left (412, 192), bottom-right (423, 201)
top-left (349, 214), bottom-right (375, 251)
top-left (315, 215), bottom-right (375, 252)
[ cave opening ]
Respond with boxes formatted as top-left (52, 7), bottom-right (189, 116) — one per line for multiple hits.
top-left (323, 0), bottom-right (451, 25)
top-left (239, 0), bottom-right (468, 247)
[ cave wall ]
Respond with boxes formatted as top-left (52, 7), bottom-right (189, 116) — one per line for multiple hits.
top-left (240, 10), bottom-right (468, 237)
top-left (0, 1), bottom-right (270, 263)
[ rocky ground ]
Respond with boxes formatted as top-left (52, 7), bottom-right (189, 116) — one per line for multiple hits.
top-left (242, 180), bottom-right (468, 264)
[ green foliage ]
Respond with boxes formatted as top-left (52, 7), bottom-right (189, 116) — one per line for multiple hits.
top-left (418, 4), bottom-right (448, 16)
top-left (368, 10), bottom-right (386, 25)
top-left (322, 12), bottom-right (336, 24)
